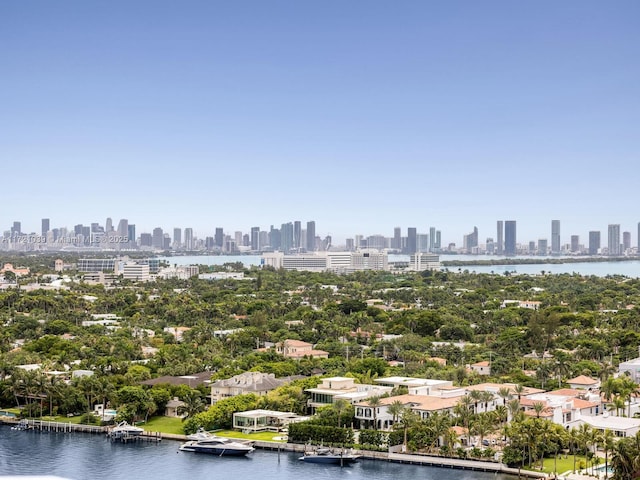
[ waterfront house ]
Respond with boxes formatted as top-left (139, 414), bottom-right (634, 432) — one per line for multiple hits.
top-left (305, 377), bottom-right (392, 412)
top-left (355, 393), bottom-right (463, 431)
top-left (210, 372), bottom-right (299, 404)
top-left (567, 415), bottom-right (640, 438)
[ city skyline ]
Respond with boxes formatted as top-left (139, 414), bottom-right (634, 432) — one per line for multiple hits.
top-left (4, 216), bottom-right (640, 254)
top-left (2, 2), bottom-right (639, 240)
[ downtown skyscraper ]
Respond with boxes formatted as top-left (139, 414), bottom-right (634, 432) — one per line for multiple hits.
top-left (608, 224), bottom-right (621, 255)
top-left (551, 220), bottom-right (561, 254)
top-left (504, 220), bottom-right (517, 256)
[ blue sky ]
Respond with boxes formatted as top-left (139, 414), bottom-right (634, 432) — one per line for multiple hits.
top-left (1, 1), bottom-right (639, 246)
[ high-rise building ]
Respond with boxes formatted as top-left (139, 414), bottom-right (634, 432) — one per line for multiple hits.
top-left (306, 221), bottom-right (316, 251)
top-left (528, 241), bottom-right (536, 254)
top-left (608, 224), bottom-right (621, 255)
top-left (269, 226), bottom-right (281, 250)
top-left (140, 233), bottom-right (152, 247)
top-left (463, 226), bottom-right (478, 251)
top-left (127, 224), bottom-right (136, 246)
top-left (173, 228), bottom-right (182, 246)
top-left (588, 231), bottom-right (600, 255)
top-left (538, 239), bottom-right (548, 256)
top-left (293, 221), bottom-right (302, 250)
top-left (551, 220), bottom-right (561, 255)
top-left (623, 231), bottom-right (631, 252)
top-left (367, 235), bottom-right (387, 250)
top-left (435, 230), bottom-right (441, 250)
top-left (429, 227), bottom-right (436, 252)
top-left (571, 235), bottom-right (580, 253)
top-left (152, 227), bottom-right (164, 249)
top-left (496, 221), bottom-right (504, 255)
top-left (41, 218), bottom-right (50, 237)
top-left (215, 228), bottom-right (224, 248)
top-left (184, 228), bottom-right (194, 250)
top-left (407, 227), bottom-right (417, 254)
top-left (259, 231), bottom-right (269, 250)
top-left (393, 227), bottom-right (401, 250)
top-left (250, 227), bottom-right (260, 251)
top-left (105, 218), bottom-right (113, 233)
top-left (504, 221), bottom-right (516, 256)
top-left (115, 219), bottom-right (127, 236)
top-left (234, 231), bottom-right (243, 249)
top-left (486, 237), bottom-right (495, 254)
top-left (279, 223), bottom-right (292, 252)
top-left (11, 221), bottom-right (21, 235)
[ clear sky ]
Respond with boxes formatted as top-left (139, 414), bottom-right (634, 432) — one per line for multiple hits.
top-left (1, 1), bottom-right (639, 246)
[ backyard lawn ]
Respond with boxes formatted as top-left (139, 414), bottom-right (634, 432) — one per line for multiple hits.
top-left (139, 416), bottom-right (185, 435)
top-left (530, 455), bottom-right (590, 475)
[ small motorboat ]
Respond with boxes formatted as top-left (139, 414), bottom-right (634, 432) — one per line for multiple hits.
top-left (299, 446), bottom-right (360, 465)
top-left (11, 419), bottom-right (30, 431)
top-left (107, 421), bottom-right (144, 440)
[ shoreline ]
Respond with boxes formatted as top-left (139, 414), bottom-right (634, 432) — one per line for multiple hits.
top-left (1, 418), bottom-right (546, 479)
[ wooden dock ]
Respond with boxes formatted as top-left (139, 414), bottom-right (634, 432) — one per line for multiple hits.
top-left (1, 417), bottom-right (161, 443)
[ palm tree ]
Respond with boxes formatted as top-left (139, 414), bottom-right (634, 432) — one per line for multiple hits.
top-left (333, 399), bottom-right (349, 429)
top-left (367, 396), bottom-right (381, 430)
top-left (498, 386), bottom-right (512, 406)
top-left (45, 375), bottom-right (63, 417)
top-left (514, 384), bottom-right (526, 401)
top-left (532, 401), bottom-right (547, 419)
top-left (472, 413), bottom-right (494, 450)
top-left (388, 400), bottom-right (405, 429)
top-left (601, 429), bottom-right (615, 480)
top-left (177, 390), bottom-right (206, 420)
top-left (507, 398), bottom-right (523, 422)
top-left (611, 431), bottom-right (640, 480)
top-left (608, 396), bottom-right (626, 417)
top-left (399, 408), bottom-right (420, 452)
top-left (577, 423), bottom-right (594, 473)
top-left (427, 411), bottom-right (451, 451)
top-left (454, 395), bottom-right (474, 446)
top-left (94, 377), bottom-right (115, 420)
top-left (550, 424), bottom-right (569, 477)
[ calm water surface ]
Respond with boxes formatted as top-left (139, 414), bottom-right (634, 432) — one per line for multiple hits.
top-left (0, 427), bottom-right (514, 480)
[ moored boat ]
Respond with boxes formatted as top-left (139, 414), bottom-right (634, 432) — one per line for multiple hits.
top-left (107, 421), bottom-right (144, 439)
top-left (299, 446), bottom-right (360, 465)
top-left (179, 435), bottom-right (254, 456)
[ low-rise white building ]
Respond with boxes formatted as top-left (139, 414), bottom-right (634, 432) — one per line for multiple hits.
top-left (262, 250), bottom-right (388, 273)
top-left (305, 377), bottom-right (392, 412)
top-left (619, 357), bottom-right (640, 382)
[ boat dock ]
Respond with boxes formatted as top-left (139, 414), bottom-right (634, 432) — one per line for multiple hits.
top-left (1, 416), bottom-right (161, 443)
top-left (252, 441), bottom-right (547, 478)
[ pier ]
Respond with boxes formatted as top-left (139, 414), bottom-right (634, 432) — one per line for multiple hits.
top-left (1, 416), bottom-right (162, 443)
